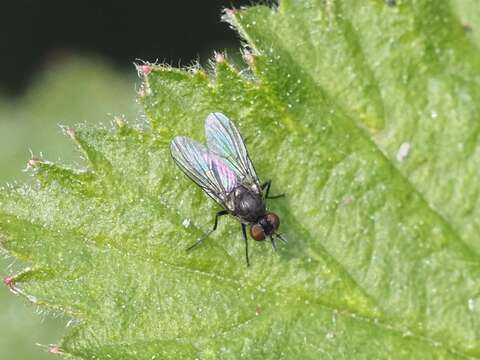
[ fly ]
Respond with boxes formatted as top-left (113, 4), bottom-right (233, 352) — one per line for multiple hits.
top-left (170, 112), bottom-right (286, 266)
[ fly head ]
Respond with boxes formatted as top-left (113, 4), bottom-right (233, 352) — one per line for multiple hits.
top-left (250, 212), bottom-right (280, 241)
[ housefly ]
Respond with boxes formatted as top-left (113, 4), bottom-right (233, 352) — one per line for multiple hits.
top-left (170, 112), bottom-right (285, 266)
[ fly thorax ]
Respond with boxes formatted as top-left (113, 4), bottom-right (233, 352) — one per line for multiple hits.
top-left (232, 186), bottom-right (265, 222)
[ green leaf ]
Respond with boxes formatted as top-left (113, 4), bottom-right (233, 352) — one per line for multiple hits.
top-left (2, 0), bottom-right (480, 358)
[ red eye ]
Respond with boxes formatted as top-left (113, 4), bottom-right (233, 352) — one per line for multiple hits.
top-left (266, 212), bottom-right (280, 230)
top-left (250, 224), bottom-right (266, 241)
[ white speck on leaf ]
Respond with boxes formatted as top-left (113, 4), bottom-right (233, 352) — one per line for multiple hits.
top-left (396, 142), bottom-right (411, 161)
top-left (468, 298), bottom-right (475, 311)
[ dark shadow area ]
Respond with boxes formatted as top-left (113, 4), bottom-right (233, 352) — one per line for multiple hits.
top-left (0, 0), bottom-right (262, 95)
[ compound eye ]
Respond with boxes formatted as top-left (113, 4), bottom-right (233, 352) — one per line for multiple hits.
top-left (266, 212), bottom-right (280, 230)
top-left (250, 224), bottom-right (266, 241)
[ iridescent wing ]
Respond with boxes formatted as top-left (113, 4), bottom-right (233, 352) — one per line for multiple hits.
top-left (205, 112), bottom-right (260, 192)
top-left (170, 136), bottom-right (238, 205)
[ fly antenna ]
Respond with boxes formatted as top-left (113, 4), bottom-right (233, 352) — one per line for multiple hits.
top-left (276, 233), bottom-right (288, 244)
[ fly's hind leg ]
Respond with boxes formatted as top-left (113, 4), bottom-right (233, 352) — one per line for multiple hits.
top-left (241, 223), bottom-right (250, 267)
top-left (186, 210), bottom-right (228, 251)
top-left (261, 180), bottom-right (285, 200)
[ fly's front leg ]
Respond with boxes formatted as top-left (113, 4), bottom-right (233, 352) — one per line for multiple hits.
top-left (261, 180), bottom-right (285, 200)
top-left (270, 236), bottom-right (277, 251)
top-left (241, 223), bottom-right (250, 267)
top-left (186, 210), bottom-right (228, 251)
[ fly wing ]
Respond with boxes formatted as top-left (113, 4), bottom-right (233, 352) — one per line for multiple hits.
top-left (170, 136), bottom-right (238, 205)
top-left (205, 112), bottom-right (260, 191)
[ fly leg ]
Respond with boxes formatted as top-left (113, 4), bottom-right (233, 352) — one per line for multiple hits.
top-left (241, 223), bottom-right (250, 267)
top-left (261, 180), bottom-right (285, 200)
top-left (270, 236), bottom-right (277, 251)
top-left (186, 210), bottom-right (228, 251)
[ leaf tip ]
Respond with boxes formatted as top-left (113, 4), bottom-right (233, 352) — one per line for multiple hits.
top-left (64, 127), bottom-right (77, 141)
top-left (136, 63), bottom-right (153, 77)
top-left (26, 158), bottom-right (43, 169)
top-left (48, 345), bottom-right (64, 355)
top-left (113, 115), bottom-right (127, 128)
top-left (36, 343), bottom-right (67, 357)
top-left (3, 275), bottom-right (14, 288)
top-left (223, 7), bottom-right (239, 18)
top-left (214, 51), bottom-right (225, 64)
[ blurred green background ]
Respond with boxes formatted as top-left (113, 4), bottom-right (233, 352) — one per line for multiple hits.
top-left (0, 56), bottom-right (139, 359)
